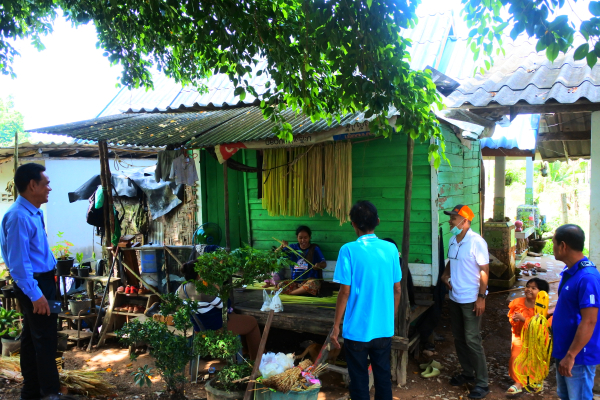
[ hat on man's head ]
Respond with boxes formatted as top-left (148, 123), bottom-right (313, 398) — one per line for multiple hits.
top-left (443, 204), bottom-right (475, 221)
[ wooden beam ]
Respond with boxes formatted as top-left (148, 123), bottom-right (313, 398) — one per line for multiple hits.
top-left (462, 102), bottom-right (600, 115)
top-left (55, 149), bottom-right (79, 157)
top-left (481, 148), bottom-right (535, 158)
top-left (0, 150), bottom-right (40, 164)
top-left (537, 131), bottom-right (591, 141)
top-left (244, 310), bottom-right (274, 400)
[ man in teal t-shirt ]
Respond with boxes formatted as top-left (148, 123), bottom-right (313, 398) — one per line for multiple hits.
top-left (331, 201), bottom-right (402, 400)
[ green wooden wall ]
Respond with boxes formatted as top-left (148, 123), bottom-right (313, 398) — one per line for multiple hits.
top-left (199, 151), bottom-right (249, 248)
top-left (242, 135), bottom-right (434, 264)
top-left (437, 131), bottom-right (482, 254)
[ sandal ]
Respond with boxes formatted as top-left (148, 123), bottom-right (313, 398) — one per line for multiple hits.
top-left (506, 385), bottom-right (522, 395)
top-left (450, 374), bottom-right (475, 386)
top-left (468, 386), bottom-right (490, 399)
top-left (117, 286), bottom-right (125, 293)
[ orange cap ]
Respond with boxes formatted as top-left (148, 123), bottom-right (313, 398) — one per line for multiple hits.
top-left (443, 204), bottom-right (475, 221)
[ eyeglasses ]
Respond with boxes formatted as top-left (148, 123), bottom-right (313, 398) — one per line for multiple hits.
top-left (448, 241), bottom-right (464, 260)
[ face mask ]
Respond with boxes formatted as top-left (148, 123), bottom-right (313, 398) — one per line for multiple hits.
top-left (451, 219), bottom-right (466, 236)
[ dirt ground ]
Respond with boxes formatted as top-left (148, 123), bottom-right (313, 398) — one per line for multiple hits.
top-left (0, 292), bottom-right (571, 400)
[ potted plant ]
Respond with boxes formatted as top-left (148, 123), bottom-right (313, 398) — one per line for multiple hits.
top-left (0, 308), bottom-right (22, 356)
top-left (0, 269), bottom-right (9, 289)
top-left (68, 294), bottom-right (92, 316)
top-left (72, 253), bottom-right (83, 276)
top-left (52, 232), bottom-right (74, 276)
top-left (531, 223), bottom-right (552, 253)
top-left (117, 296), bottom-right (208, 400)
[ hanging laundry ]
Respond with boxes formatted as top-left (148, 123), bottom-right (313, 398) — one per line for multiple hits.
top-left (169, 155), bottom-right (199, 186)
top-left (155, 150), bottom-right (179, 183)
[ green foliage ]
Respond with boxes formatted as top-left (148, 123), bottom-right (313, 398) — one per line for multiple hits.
top-left (193, 329), bottom-right (241, 361)
top-left (0, 308), bottom-right (22, 338)
top-left (462, 0), bottom-right (600, 70)
top-left (117, 298), bottom-right (200, 399)
top-left (51, 231), bottom-right (73, 260)
top-left (505, 168), bottom-right (524, 186)
top-left (541, 239), bottom-right (554, 255)
top-left (194, 246), bottom-right (293, 325)
top-left (215, 363), bottom-right (253, 392)
top-left (132, 365), bottom-right (153, 388)
top-left (0, 0), bottom-right (449, 164)
top-left (0, 96), bottom-right (28, 146)
top-left (75, 252), bottom-right (84, 265)
top-left (535, 223), bottom-right (552, 239)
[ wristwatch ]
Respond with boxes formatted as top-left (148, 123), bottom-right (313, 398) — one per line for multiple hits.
top-left (478, 293), bottom-right (487, 299)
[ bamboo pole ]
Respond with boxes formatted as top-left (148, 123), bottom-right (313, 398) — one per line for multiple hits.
top-left (12, 130), bottom-right (18, 200)
top-left (243, 310), bottom-right (275, 400)
top-left (98, 142), bottom-right (111, 253)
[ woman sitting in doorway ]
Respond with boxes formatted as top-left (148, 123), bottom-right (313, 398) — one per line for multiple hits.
top-left (275, 225), bottom-right (327, 296)
top-left (176, 261), bottom-right (261, 360)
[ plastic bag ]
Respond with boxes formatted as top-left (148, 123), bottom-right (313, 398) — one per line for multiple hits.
top-left (271, 289), bottom-right (284, 313)
top-left (260, 289), bottom-right (272, 312)
top-left (260, 289), bottom-right (284, 313)
top-left (94, 186), bottom-right (104, 209)
top-left (259, 352), bottom-right (294, 378)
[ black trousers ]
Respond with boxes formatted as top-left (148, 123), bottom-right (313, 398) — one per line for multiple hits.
top-left (14, 275), bottom-right (60, 399)
top-left (344, 337), bottom-right (392, 400)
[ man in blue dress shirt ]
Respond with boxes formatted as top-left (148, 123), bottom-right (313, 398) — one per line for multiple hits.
top-left (0, 163), bottom-right (63, 400)
top-left (552, 224), bottom-right (600, 400)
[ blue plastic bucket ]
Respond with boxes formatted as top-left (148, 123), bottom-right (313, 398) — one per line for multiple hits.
top-left (140, 250), bottom-right (164, 273)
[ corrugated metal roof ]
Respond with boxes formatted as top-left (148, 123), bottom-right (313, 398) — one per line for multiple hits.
top-left (480, 114), bottom-right (537, 150)
top-left (0, 139), bottom-right (158, 159)
top-left (446, 35), bottom-right (600, 108)
top-left (98, 60), bottom-right (270, 117)
top-left (29, 107), bottom-right (368, 148)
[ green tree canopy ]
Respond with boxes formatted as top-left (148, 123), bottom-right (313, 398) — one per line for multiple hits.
top-left (0, 96), bottom-right (26, 146)
top-left (463, 0), bottom-right (600, 69)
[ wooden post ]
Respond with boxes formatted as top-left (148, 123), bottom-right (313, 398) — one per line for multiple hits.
top-left (223, 161), bottom-right (231, 250)
top-left (393, 136), bottom-right (413, 386)
top-left (591, 112), bottom-right (600, 262)
top-left (243, 310), bottom-right (275, 400)
top-left (101, 142), bottom-right (116, 245)
top-left (98, 143), bottom-right (111, 254)
top-left (12, 130), bottom-right (18, 200)
top-left (561, 193), bottom-right (568, 225)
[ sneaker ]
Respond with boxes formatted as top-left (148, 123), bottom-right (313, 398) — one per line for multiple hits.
top-left (125, 285), bottom-right (132, 294)
top-left (450, 374), bottom-right (475, 386)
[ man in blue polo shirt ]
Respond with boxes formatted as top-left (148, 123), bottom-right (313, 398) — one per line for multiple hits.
top-left (552, 224), bottom-right (600, 400)
top-left (331, 200), bottom-right (402, 400)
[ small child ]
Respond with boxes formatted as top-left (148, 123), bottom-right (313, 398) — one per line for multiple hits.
top-left (506, 277), bottom-right (550, 395)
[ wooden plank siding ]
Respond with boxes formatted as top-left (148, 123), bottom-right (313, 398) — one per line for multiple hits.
top-left (243, 134), bottom-right (434, 266)
top-left (436, 131), bottom-right (482, 254)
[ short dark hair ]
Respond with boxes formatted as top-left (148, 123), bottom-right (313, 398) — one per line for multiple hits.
top-left (349, 200), bottom-right (379, 232)
top-left (382, 238), bottom-right (398, 249)
top-left (527, 278), bottom-right (550, 293)
top-left (296, 225), bottom-right (312, 237)
top-left (555, 224), bottom-right (585, 252)
top-left (15, 163), bottom-right (46, 194)
top-left (181, 261), bottom-right (198, 281)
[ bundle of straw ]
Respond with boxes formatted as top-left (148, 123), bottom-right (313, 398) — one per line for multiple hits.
top-left (262, 367), bottom-right (302, 392)
top-left (0, 356), bottom-right (116, 397)
top-left (298, 359), bottom-right (312, 371)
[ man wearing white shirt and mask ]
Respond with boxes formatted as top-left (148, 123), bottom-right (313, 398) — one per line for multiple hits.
top-left (440, 205), bottom-right (490, 399)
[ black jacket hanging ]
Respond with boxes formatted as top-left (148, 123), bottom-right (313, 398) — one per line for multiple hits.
top-left (86, 191), bottom-right (104, 228)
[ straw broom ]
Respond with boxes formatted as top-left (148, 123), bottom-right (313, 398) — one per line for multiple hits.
top-left (262, 367), bottom-right (302, 392)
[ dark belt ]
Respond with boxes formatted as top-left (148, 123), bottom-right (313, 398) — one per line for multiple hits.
top-left (33, 269), bottom-right (56, 279)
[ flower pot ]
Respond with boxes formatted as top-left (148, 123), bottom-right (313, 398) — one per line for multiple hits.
top-left (1, 337), bottom-right (20, 357)
top-left (530, 239), bottom-right (547, 254)
top-left (78, 267), bottom-right (91, 277)
top-left (56, 258), bottom-right (74, 276)
top-left (205, 379), bottom-right (245, 400)
top-left (1, 286), bottom-right (15, 299)
top-left (70, 267), bottom-right (79, 276)
top-left (68, 299), bottom-right (92, 316)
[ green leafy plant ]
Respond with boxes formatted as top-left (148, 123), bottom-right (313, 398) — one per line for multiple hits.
top-left (51, 232), bottom-right (73, 260)
top-left (194, 246), bottom-right (293, 326)
top-left (535, 223), bottom-right (552, 240)
top-left (132, 365), bottom-right (153, 388)
top-left (215, 363), bottom-right (253, 393)
top-left (0, 308), bottom-right (22, 338)
top-left (75, 252), bottom-right (84, 265)
top-left (118, 296), bottom-right (202, 400)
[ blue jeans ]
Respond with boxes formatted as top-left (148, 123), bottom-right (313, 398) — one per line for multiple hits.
top-left (344, 337), bottom-right (392, 400)
top-left (556, 363), bottom-right (597, 400)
